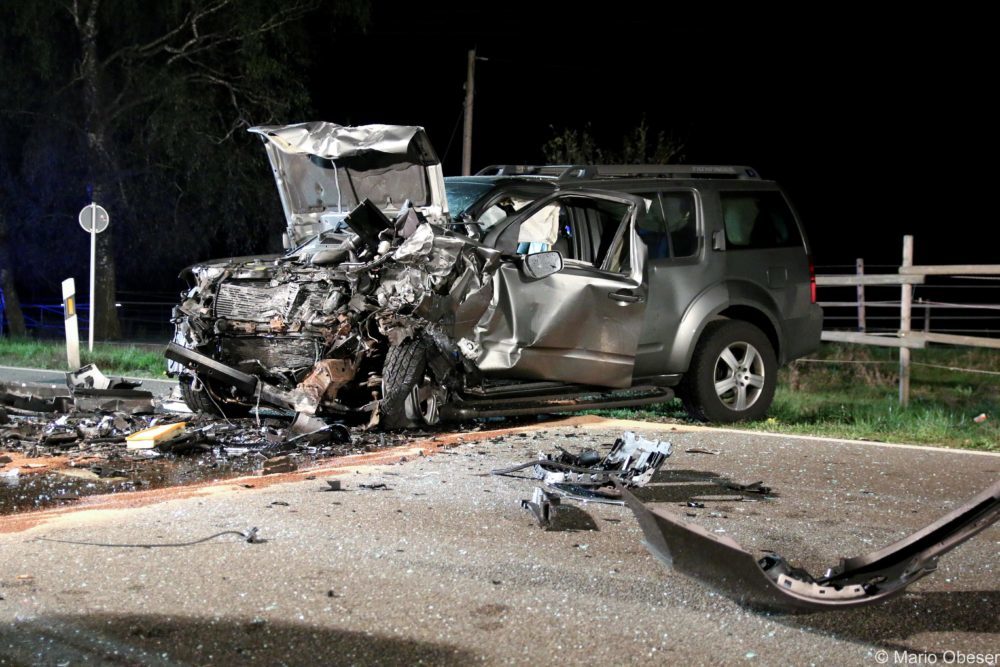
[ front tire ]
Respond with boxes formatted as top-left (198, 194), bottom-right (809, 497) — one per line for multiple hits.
top-left (379, 339), bottom-right (441, 429)
top-left (680, 320), bottom-right (776, 423)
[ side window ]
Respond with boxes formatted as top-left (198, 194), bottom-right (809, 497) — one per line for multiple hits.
top-left (720, 191), bottom-right (802, 249)
top-left (662, 192), bottom-right (697, 257)
top-left (636, 193), bottom-right (669, 260)
top-left (635, 191), bottom-right (697, 259)
top-left (560, 197), bottom-right (632, 273)
top-left (499, 196), bottom-right (632, 274)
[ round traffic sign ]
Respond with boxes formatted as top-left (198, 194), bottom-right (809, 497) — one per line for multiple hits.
top-left (78, 203), bottom-right (110, 233)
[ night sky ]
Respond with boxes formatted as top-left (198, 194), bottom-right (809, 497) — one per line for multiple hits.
top-left (315, 2), bottom-right (995, 268)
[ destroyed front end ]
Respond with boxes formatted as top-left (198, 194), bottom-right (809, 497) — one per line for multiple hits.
top-left (167, 208), bottom-right (501, 428)
top-left (166, 122), bottom-right (503, 427)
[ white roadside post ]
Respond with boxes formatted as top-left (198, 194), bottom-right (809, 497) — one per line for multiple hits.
top-left (61, 278), bottom-right (81, 369)
top-left (77, 203), bottom-right (110, 352)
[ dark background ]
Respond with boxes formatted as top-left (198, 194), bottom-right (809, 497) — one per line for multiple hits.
top-left (317, 3), bottom-right (994, 268)
top-left (1, 1), bottom-right (995, 320)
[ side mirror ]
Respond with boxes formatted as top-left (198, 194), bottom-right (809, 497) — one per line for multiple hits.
top-left (712, 230), bottom-right (725, 251)
top-left (522, 251), bottom-right (563, 280)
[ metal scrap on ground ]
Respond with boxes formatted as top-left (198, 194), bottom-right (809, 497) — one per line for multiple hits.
top-left (492, 429), bottom-right (999, 611)
top-left (0, 364), bottom-right (375, 514)
top-left (492, 431), bottom-right (672, 524)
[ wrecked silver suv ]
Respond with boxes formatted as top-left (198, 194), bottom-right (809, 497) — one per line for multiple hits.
top-left (167, 122), bottom-right (822, 428)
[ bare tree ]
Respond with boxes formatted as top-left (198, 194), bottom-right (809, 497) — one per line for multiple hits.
top-left (59, 0), bottom-right (328, 338)
top-left (0, 212), bottom-right (28, 337)
top-left (2, 1), bottom-right (368, 335)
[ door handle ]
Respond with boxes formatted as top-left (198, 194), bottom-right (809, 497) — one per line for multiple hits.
top-left (608, 290), bottom-right (644, 304)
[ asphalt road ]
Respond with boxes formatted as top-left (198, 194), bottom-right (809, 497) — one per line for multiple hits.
top-left (0, 364), bottom-right (175, 394)
top-left (1, 417), bottom-right (997, 666)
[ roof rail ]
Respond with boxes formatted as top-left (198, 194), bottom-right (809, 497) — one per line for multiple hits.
top-left (476, 164), bottom-right (760, 180)
top-left (475, 165), bottom-right (591, 178)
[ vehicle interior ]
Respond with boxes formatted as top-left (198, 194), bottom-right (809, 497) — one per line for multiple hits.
top-left (488, 195), bottom-right (632, 273)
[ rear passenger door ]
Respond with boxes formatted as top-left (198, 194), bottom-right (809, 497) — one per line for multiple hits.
top-left (632, 189), bottom-right (710, 377)
top-left (719, 189), bottom-right (812, 328)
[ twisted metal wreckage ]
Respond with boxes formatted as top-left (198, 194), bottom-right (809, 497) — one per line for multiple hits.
top-left (165, 121), bottom-right (667, 428)
top-left (494, 433), bottom-right (1000, 612)
top-left (164, 123), bottom-right (491, 427)
top-left (124, 121), bottom-right (1000, 612)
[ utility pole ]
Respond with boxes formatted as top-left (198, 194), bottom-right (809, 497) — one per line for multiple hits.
top-left (462, 48), bottom-right (476, 175)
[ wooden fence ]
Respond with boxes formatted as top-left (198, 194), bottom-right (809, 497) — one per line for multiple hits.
top-left (816, 235), bottom-right (1000, 406)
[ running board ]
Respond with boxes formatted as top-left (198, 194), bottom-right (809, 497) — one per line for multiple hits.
top-left (440, 386), bottom-right (674, 420)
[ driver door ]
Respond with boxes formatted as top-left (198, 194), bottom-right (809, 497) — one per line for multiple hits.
top-left (474, 190), bottom-right (648, 388)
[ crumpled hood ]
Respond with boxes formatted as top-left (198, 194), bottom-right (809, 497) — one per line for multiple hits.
top-left (249, 122), bottom-right (439, 162)
top-left (249, 122), bottom-right (449, 246)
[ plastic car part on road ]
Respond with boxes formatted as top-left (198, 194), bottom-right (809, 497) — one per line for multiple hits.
top-left (617, 478), bottom-right (1000, 612)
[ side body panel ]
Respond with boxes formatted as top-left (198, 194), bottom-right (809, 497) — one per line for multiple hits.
top-left (474, 191), bottom-right (648, 388)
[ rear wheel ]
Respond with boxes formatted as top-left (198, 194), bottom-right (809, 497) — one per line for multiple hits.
top-left (179, 375), bottom-right (252, 418)
top-left (379, 338), bottom-right (442, 429)
top-left (680, 320), bottom-right (776, 423)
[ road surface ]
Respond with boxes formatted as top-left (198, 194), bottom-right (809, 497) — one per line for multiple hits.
top-left (1, 417), bottom-right (997, 665)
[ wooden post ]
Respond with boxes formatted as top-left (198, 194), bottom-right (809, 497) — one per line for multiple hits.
top-left (461, 49), bottom-right (476, 176)
top-left (856, 258), bottom-right (866, 332)
top-left (899, 235), bottom-right (913, 406)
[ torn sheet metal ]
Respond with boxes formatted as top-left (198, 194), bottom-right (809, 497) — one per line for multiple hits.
top-left (249, 122), bottom-right (438, 162)
top-left (168, 203), bottom-right (501, 421)
top-left (618, 478), bottom-right (1000, 612)
top-left (522, 487), bottom-right (561, 528)
top-left (0, 381), bottom-right (73, 413)
top-left (533, 431), bottom-right (671, 487)
top-left (66, 364), bottom-right (112, 390)
top-left (1, 372), bottom-right (153, 415)
top-left (494, 432), bottom-right (672, 508)
top-left (294, 359), bottom-right (358, 413)
top-left (72, 388), bottom-right (155, 415)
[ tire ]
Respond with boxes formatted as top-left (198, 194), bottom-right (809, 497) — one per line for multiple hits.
top-left (379, 338), bottom-right (440, 429)
top-left (179, 375), bottom-right (251, 418)
top-left (680, 320), bottom-right (777, 423)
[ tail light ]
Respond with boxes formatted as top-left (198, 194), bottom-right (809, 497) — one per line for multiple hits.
top-left (808, 256), bottom-right (817, 303)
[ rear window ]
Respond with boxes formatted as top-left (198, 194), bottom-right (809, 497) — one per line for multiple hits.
top-left (720, 191), bottom-right (802, 249)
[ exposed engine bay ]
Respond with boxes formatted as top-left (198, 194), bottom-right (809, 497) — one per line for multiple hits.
top-left (168, 200), bottom-right (502, 427)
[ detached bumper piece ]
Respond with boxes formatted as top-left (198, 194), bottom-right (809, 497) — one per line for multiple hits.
top-left (1, 366), bottom-right (154, 416)
top-left (618, 478), bottom-right (1000, 612)
top-left (0, 381), bottom-right (73, 413)
top-left (165, 342), bottom-right (258, 395)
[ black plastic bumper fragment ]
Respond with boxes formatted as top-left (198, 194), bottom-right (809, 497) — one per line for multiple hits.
top-left (165, 342), bottom-right (258, 396)
top-left (617, 478), bottom-right (1000, 612)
